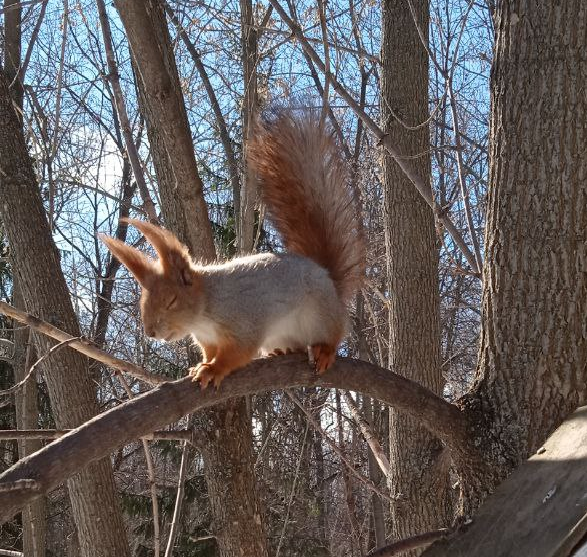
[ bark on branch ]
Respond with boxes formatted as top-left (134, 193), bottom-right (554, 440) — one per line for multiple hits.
top-left (0, 355), bottom-right (477, 523)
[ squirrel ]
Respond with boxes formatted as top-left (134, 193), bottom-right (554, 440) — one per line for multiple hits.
top-left (100, 109), bottom-right (365, 389)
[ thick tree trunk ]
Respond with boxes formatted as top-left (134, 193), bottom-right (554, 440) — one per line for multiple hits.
top-left (0, 69), bottom-right (130, 557)
top-left (381, 0), bottom-right (452, 551)
top-left (115, 2), bottom-right (269, 554)
top-left (198, 401), bottom-right (268, 557)
top-left (462, 1), bottom-right (587, 483)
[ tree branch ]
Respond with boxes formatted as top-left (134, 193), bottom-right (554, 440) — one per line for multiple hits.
top-left (0, 429), bottom-right (194, 442)
top-left (0, 354), bottom-right (477, 523)
top-left (0, 301), bottom-right (166, 385)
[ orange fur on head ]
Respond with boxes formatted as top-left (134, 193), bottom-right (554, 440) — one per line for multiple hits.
top-left (100, 220), bottom-right (203, 343)
top-left (250, 108), bottom-right (365, 302)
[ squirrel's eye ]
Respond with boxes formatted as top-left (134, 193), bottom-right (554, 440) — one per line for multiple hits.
top-left (166, 296), bottom-right (178, 310)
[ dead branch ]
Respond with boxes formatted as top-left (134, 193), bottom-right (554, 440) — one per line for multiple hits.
top-left (0, 549), bottom-right (24, 557)
top-left (342, 391), bottom-right (391, 477)
top-left (0, 479), bottom-right (39, 493)
top-left (0, 354), bottom-right (478, 523)
top-left (0, 301), bottom-right (167, 385)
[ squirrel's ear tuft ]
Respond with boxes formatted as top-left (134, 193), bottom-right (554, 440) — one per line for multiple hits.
top-left (99, 233), bottom-right (155, 287)
top-left (123, 219), bottom-right (193, 286)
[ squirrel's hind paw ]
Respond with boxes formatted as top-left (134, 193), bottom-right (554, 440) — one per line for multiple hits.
top-left (311, 343), bottom-right (337, 373)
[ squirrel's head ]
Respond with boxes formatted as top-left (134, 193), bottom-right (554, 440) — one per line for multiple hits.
top-left (99, 219), bottom-right (203, 342)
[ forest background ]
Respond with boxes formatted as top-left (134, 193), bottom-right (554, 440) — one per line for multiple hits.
top-left (1, 1), bottom-right (583, 557)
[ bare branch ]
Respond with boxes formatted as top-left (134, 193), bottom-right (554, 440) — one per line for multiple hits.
top-left (0, 354), bottom-right (478, 523)
top-left (96, 0), bottom-right (159, 223)
top-left (0, 336), bottom-right (82, 397)
top-left (0, 548), bottom-right (24, 557)
top-left (0, 479), bottom-right (39, 493)
top-left (164, 440), bottom-right (191, 557)
top-left (0, 429), bottom-right (194, 441)
top-left (341, 391), bottom-right (390, 477)
top-left (0, 301), bottom-right (167, 385)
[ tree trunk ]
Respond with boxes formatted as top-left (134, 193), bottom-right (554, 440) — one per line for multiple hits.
top-left (381, 0), bottom-right (452, 552)
top-left (115, 2), bottom-right (269, 554)
top-left (0, 69), bottom-right (130, 557)
top-left (198, 401), bottom-right (268, 557)
top-left (462, 0), bottom-right (587, 486)
top-left (238, 0), bottom-right (259, 253)
top-left (3, 0), bottom-right (23, 109)
top-left (4, 3), bottom-right (47, 552)
top-left (114, 0), bottom-right (215, 260)
top-left (13, 283), bottom-right (46, 557)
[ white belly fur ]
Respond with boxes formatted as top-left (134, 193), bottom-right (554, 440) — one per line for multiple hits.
top-left (259, 305), bottom-right (322, 354)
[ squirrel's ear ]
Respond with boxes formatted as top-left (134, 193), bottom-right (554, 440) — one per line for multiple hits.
top-left (123, 218), bottom-right (193, 286)
top-left (99, 233), bottom-right (155, 287)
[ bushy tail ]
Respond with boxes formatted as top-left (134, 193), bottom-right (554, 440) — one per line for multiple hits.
top-left (250, 108), bottom-right (365, 302)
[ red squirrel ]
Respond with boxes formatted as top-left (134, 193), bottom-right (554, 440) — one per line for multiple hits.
top-left (100, 109), bottom-right (365, 388)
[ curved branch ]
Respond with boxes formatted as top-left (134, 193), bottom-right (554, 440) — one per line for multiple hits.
top-left (0, 355), bottom-right (478, 523)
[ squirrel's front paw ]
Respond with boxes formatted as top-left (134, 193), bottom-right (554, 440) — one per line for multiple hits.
top-left (189, 363), bottom-right (225, 390)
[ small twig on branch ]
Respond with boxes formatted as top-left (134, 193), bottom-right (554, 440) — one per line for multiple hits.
top-left (341, 391), bottom-right (390, 478)
top-left (0, 336), bottom-right (81, 397)
top-left (0, 301), bottom-right (167, 385)
top-left (366, 528), bottom-right (452, 556)
top-left (164, 439), bottom-right (191, 557)
top-left (0, 548), bottom-right (24, 557)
